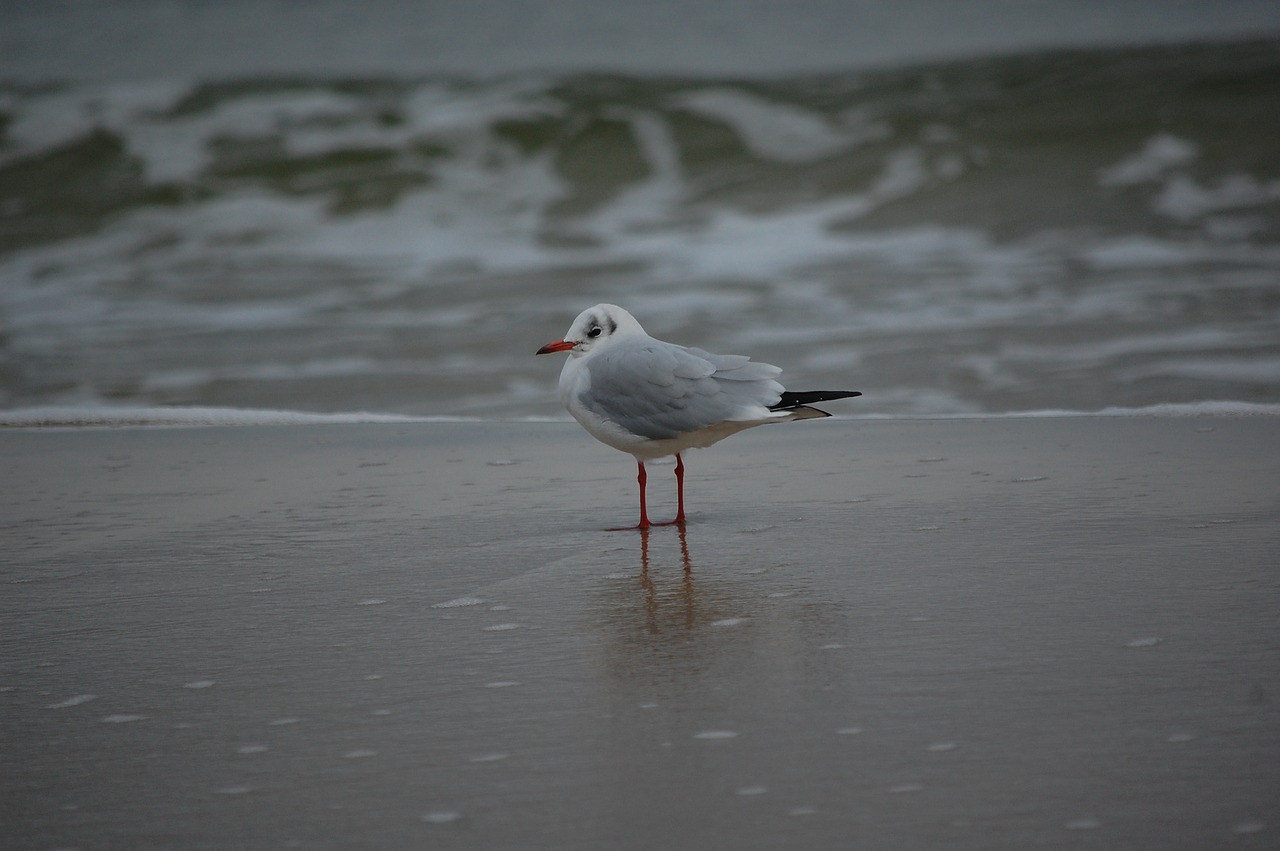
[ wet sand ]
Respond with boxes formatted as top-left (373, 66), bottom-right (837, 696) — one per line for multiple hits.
top-left (2, 417), bottom-right (1277, 849)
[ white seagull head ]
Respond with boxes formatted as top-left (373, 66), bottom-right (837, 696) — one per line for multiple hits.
top-left (536, 304), bottom-right (646, 357)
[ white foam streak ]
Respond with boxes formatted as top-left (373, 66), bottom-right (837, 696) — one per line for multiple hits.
top-left (5, 401), bottom-right (1276, 430)
top-left (1118, 357), bottom-right (1280, 384)
top-left (1098, 134), bottom-right (1198, 186)
top-left (1082, 236), bottom-right (1280, 268)
top-left (848, 401), bottom-right (1280, 419)
top-left (999, 327), bottom-right (1274, 364)
top-left (1, 81), bottom-right (192, 168)
top-left (1155, 173), bottom-right (1280, 221)
top-left (675, 88), bottom-right (886, 162)
top-left (1098, 134), bottom-right (1280, 224)
top-left (0, 406), bottom-right (440, 429)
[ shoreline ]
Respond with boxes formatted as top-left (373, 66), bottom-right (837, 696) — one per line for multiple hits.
top-left (2, 400), bottom-right (1279, 430)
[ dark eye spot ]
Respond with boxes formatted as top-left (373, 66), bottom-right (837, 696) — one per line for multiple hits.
top-left (587, 326), bottom-right (603, 339)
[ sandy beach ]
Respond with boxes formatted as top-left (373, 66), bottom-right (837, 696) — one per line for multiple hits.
top-left (2, 416), bottom-right (1277, 849)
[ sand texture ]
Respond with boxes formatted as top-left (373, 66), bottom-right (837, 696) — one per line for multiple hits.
top-left (3, 417), bottom-right (1278, 849)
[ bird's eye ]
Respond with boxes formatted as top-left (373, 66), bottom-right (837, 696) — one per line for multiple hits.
top-left (587, 326), bottom-right (603, 339)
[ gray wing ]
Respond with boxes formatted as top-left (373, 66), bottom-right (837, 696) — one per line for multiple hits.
top-left (582, 341), bottom-right (783, 440)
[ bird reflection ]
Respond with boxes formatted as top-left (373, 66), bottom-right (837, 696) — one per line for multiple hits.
top-left (637, 523), bottom-right (696, 635)
top-left (637, 523), bottom-right (693, 575)
top-left (594, 522), bottom-right (762, 651)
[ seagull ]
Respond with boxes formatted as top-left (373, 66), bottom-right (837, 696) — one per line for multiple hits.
top-left (536, 304), bottom-right (860, 529)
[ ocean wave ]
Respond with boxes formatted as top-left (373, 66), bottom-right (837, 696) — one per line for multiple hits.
top-left (2, 40), bottom-right (1278, 418)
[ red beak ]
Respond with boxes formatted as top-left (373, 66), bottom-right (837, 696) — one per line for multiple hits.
top-left (536, 340), bottom-right (576, 355)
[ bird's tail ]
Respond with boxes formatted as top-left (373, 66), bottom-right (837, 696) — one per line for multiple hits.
top-left (770, 390), bottom-right (861, 418)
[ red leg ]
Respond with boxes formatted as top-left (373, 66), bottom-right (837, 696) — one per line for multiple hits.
top-left (654, 453), bottom-right (687, 526)
top-left (636, 460), bottom-right (650, 529)
top-left (608, 459), bottom-right (652, 531)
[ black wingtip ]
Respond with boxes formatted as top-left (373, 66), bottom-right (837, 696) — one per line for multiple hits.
top-left (771, 390), bottom-right (862, 411)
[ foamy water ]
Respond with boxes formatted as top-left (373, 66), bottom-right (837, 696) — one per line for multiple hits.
top-left (2, 40), bottom-right (1278, 419)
